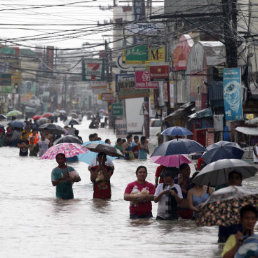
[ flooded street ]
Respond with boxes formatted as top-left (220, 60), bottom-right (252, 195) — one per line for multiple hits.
top-left (0, 118), bottom-right (257, 258)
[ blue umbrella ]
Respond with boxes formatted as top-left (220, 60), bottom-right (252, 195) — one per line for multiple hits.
top-left (161, 126), bottom-right (193, 137)
top-left (78, 141), bottom-right (116, 164)
top-left (8, 120), bottom-right (25, 129)
top-left (202, 141), bottom-right (244, 164)
top-left (151, 139), bottom-right (206, 157)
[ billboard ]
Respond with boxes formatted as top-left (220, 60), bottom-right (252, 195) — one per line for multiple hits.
top-left (223, 68), bottom-right (243, 121)
top-left (124, 45), bottom-right (148, 64)
top-left (135, 71), bottom-right (158, 89)
top-left (90, 81), bottom-right (107, 89)
top-left (149, 63), bottom-right (169, 79)
top-left (148, 46), bottom-right (166, 62)
top-left (46, 46), bottom-right (54, 71)
top-left (82, 58), bottom-right (104, 81)
top-left (115, 74), bottom-right (149, 99)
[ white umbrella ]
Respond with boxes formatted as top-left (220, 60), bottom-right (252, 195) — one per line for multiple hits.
top-left (192, 159), bottom-right (257, 186)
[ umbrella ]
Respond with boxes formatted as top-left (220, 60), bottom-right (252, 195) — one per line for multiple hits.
top-left (37, 117), bottom-right (49, 125)
top-left (161, 126), bottom-right (193, 137)
top-left (85, 142), bottom-right (124, 157)
top-left (8, 120), bottom-right (25, 129)
top-left (192, 159), bottom-right (257, 187)
top-left (6, 110), bottom-right (22, 117)
top-left (32, 115), bottom-right (41, 120)
top-left (195, 186), bottom-right (258, 226)
top-left (78, 141), bottom-right (116, 164)
top-left (201, 141), bottom-right (244, 164)
top-left (235, 235), bottom-right (258, 258)
top-left (42, 112), bottom-right (53, 118)
top-left (39, 123), bottom-right (66, 134)
top-left (0, 114), bottom-right (7, 120)
top-left (70, 112), bottom-right (78, 118)
top-left (54, 135), bottom-right (83, 145)
top-left (151, 139), bottom-right (206, 157)
top-left (59, 110), bottom-right (66, 114)
top-left (41, 143), bottom-right (88, 159)
top-left (151, 154), bottom-right (191, 167)
top-left (64, 118), bottom-right (79, 126)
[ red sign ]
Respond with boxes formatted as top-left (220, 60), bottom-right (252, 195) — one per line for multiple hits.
top-left (135, 71), bottom-right (158, 89)
top-left (102, 93), bottom-right (115, 102)
top-left (173, 34), bottom-right (193, 71)
top-left (150, 65), bottom-right (169, 79)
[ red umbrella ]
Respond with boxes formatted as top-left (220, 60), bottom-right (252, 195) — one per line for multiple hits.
top-left (32, 115), bottom-right (41, 120)
top-left (42, 113), bottom-right (53, 118)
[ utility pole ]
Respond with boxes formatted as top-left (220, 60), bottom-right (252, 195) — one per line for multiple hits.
top-left (222, 0), bottom-right (238, 67)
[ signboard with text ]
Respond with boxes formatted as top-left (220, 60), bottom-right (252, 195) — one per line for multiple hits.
top-left (124, 45), bottom-right (148, 64)
top-left (111, 103), bottom-right (123, 116)
top-left (135, 71), bottom-right (158, 89)
top-left (149, 63), bottom-right (169, 79)
top-left (82, 58), bottom-right (104, 81)
top-left (115, 74), bottom-right (149, 99)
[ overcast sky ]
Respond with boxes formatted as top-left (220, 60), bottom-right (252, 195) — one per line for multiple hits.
top-left (0, 0), bottom-right (114, 50)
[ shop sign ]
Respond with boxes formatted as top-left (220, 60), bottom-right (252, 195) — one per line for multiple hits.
top-left (149, 63), bottom-right (169, 79)
top-left (148, 46), bottom-right (165, 62)
top-left (135, 71), bottom-right (158, 89)
top-left (102, 92), bottom-right (115, 102)
top-left (115, 74), bottom-right (149, 99)
top-left (111, 103), bottom-right (123, 116)
top-left (124, 45), bottom-right (148, 64)
top-left (82, 58), bottom-right (104, 81)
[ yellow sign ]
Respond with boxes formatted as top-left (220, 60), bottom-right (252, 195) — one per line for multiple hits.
top-left (98, 93), bottom-right (102, 100)
top-left (148, 46), bottom-right (165, 62)
top-left (246, 114), bottom-right (254, 120)
top-left (11, 71), bottom-right (22, 85)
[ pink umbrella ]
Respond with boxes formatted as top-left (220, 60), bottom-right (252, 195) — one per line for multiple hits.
top-left (151, 154), bottom-right (191, 167)
top-left (41, 143), bottom-right (88, 159)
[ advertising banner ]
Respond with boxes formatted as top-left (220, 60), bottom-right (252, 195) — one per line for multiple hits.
top-left (115, 74), bottom-right (149, 99)
top-left (149, 63), bottom-right (169, 79)
top-left (82, 58), bottom-right (104, 81)
top-left (90, 81), bottom-right (107, 89)
top-left (133, 0), bottom-right (145, 21)
top-left (173, 34), bottom-right (194, 71)
top-left (124, 45), bottom-right (148, 64)
top-left (169, 81), bottom-right (175, 108)
top-left (148, 46), bottom-right (166, 62)
top-left (135, 71), bottom-right (158, 89)
top-left (102, 93), bottom-right (115, 103)
top-left (223, 68), bottom-right (243, 121)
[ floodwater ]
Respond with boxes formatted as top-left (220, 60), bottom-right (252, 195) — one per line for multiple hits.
top-left (0, 118), bottom-right (257, 258)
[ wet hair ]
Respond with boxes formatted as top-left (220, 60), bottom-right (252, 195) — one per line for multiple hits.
top-left (162, 167), bottom-right (179, 178)
top-left (240, 205), bottom-right (258, 219)
top-left (136, 165), bottom-right (147, 174)
top-left (89, 134), bottom-right (94, 141)
top-left (116, 138), bottom-right (122, 144)
top-left (179, 163), bottom-right (190, 171)
top-left (228, 171), bottom-right (243, 180)
top-left (140, 136), bottom-right (146, 144)
top-left (126, 134), bottom-right (132, 140)
top-left (105, 139), bottom-right (110, 144)
top-left (97, 152), bottom-right (106, 158)
top-left (133, 135), bottom-right (139, 141)
top-left (56, 153), bottom-right (66, 159)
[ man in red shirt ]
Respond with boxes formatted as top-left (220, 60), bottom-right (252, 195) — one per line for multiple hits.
top-left (124, 166), bottom-right (155, 219)
top-left (90, 152), bottom-right (113, 199)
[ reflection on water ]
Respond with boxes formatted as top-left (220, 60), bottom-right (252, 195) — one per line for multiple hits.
top-left (0, 118), bottom-right (257, 258)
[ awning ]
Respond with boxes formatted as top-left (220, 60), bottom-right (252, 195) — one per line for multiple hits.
top-left (165, 102), bottom-right (194, 120)
top-left (188, 108), bottom-right (212, 119)
top-left (235, 126), bottom-right (258, 136)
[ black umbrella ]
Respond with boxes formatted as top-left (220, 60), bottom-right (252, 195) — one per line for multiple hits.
top-left (85, 143), bottom-right (124, 157)
top-left (39, 123), bottom-right (66, 134)
top-left (54, 135), bottom-right (82, 145)
top-left (151, 139), bottom-right (206, 157)
top-left (8, 120), bottom-right (25, 129)
top-left (201, 141), bottom-right (244, 164)
top-left (64, 118), bottom-right (79, 126)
